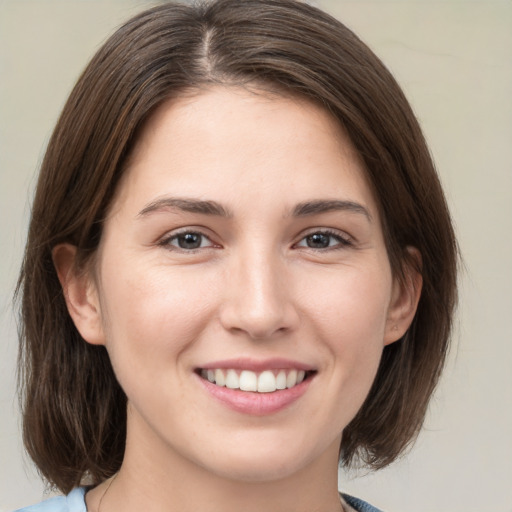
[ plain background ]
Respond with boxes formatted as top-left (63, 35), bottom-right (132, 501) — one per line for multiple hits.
top-left (1, 1), bottom-right (511, 511)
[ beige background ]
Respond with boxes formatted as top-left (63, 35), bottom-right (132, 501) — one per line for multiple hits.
top-left (1, 1), bottom-right (511, 511)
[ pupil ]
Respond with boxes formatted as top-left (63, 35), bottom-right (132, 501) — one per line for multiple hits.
top-left (179, 233), bottom-right (201, 249)
top-left (307, 233), bottom-right (329, 248)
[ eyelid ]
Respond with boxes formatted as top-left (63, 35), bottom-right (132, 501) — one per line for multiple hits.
top-left (155, 226), bottom-right (354, 252)
top-left (157, 227), bottom-right (220, 251)
top-left (293, 228), bottom-right (354, 250)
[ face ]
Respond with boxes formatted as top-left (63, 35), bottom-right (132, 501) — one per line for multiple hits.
top-left (69, 87), bottom-right (411, 483)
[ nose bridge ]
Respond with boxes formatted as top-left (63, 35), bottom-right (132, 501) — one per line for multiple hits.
top-left (220, 238), bottom-right (297, 339)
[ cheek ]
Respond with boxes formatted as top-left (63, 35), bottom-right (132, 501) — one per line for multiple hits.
top-left (97, 260), bottom-right (218, 379)
top-left (299, 266), bottom-right (392, 407)
top-left (301, 266), bottom-right (392, 345)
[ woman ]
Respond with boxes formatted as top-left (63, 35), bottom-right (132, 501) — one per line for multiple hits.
top-left (15, 1), bottom-right (458, 511)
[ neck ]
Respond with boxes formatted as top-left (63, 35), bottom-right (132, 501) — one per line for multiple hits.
top-left (90, 411), bottom-right (344, 512)
top-left (112, 464), bottom-right (343, 512)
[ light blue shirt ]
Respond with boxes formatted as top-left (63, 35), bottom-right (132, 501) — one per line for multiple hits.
top-left (14, 487), bottom-right (87, 512)
top-left (14, 487), bottom-right (383, 512)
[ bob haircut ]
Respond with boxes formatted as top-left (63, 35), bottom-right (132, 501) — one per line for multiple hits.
top-left (17, 0), bottom-right (457, 494)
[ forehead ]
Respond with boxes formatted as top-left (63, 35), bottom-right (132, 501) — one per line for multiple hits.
top-left (113, 86), bottom-right (377, 218)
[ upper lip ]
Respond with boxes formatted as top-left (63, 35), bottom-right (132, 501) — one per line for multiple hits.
top-left (197, 358), bottom-right (315, 372)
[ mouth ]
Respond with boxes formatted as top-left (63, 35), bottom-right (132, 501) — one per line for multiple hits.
top-left (196, 368), bottom-right (316, 393)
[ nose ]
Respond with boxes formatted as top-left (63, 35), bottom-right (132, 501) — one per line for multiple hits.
top-left (219, 248), bottom-right (300, 340)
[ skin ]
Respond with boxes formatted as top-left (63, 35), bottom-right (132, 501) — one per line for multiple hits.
top-left (54, 86), bottom-right (421, 512)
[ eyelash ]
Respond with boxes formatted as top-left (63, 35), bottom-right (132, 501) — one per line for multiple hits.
top-left (158, 228), bottom-right (353, 253)
top-left (158, 229), bottom-right (217, 252)
top-left (294, 229), bottom-right (353, 251)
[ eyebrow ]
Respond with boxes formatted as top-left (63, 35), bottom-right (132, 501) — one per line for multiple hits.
top-left (137, 197), bottom-right (371, 222)
top-left (138, 197), bottom-right (233, 218)
top-left (292, 200), bottom-right (372, 222)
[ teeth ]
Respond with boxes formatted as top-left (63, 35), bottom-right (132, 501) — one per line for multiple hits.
top-left (286, 369), bottom-right (297, 389)
top-left (276, 370), bottom-right (287, 389)
top-left (215, 369), bottom-right (226, 387)
top-left (225, 369), bottom-right (239, 389)
top-left (201, 368), bottom-right (310, 393)
top-left (239, 370), bottom-right (257, 391)
top-left (257, 370), bottom-right (276, 393)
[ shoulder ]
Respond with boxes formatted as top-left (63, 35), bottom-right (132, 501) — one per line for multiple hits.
top-left (341, 492), bottom-right (385, 512)
top-left (13, 487), bottom-right (87, 512)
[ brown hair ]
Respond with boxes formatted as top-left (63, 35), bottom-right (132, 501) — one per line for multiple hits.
top-left (17, 0), bottom-right (458, 493)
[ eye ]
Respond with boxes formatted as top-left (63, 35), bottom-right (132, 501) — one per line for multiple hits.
top-left (161, 231), bottom-right (215, 251)
top-left (295, 230), bottom-right (352, 250)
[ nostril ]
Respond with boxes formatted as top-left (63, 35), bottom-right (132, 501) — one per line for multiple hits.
top-left (219, 305), bottom-right (299, 340)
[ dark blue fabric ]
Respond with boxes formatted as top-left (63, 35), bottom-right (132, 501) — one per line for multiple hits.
top-left (342, 492), bottom-right (384, 512)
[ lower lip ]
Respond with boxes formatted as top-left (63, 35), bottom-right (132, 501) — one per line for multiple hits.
top-left (196, 374), bottom-right (313, 416)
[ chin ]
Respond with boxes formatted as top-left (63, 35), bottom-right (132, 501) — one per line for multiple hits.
top-left (195, 440), bottom-right (327, 484)
top-left (210, 459), bottom-right (306, 484)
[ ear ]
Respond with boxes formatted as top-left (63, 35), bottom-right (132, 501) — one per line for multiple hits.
top-left (52, 243), bottom-right (106, 346)
top-left (384, 247), bottom-right (423, 345)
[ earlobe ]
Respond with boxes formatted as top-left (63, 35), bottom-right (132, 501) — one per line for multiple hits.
top-left (52, 243), bottom-right (106, 346)
top-left (384, 247), bottom-right (423, 345)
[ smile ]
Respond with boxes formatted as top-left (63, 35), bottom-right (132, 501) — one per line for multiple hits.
top-left (199, 368), bottom-right (313, 393)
